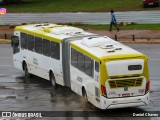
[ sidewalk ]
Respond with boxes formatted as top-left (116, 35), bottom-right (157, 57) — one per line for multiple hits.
top-left (0, 25), bottom-right (160, 44)
top-left (87, 30), bottom-right (160, 44)
top-left (1, 11), bottom-right (160, 25)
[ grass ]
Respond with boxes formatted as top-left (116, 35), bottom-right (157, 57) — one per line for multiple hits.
top-left (3, 0), bottom-right (160, 13)
top-left (69, 23), bottom-right (160, 30)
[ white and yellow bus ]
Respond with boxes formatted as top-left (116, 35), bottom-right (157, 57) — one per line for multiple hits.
top-left (11, 23), bottom-right (150, 109)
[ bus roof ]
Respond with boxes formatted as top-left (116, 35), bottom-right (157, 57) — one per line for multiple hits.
top-left (15, 23), bottom-right (95, 42)
top-left (15, 23), bottom-right (144, 61)
top-left (70, 36), bottom-right (144, 61)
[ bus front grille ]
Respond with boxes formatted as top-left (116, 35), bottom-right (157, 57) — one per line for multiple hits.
top-left (109, 78), bottom-right (143, 89)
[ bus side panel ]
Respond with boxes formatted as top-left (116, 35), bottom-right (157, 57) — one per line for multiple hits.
top-left (13, 31), bottom-right (23, 70)
top-left (70, 66), bottom-right (101, 108)
top-left (25, 50), bottom-right (48, 79)
top-left (70, 47), bottom-right (101, 108)
top-left (13, 55), bottom-right (23, 70)
top-left (70, 66), bottom-right (94, 97)
top-left (23, 45), bottom-right (64, 86)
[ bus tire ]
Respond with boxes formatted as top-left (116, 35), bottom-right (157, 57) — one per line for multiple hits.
top-left (82, 88), bottom-right (88, 101)
top-left (24, 63), bottom-right (31, 78)
top-left (50, 72), bottom-right (57, 88)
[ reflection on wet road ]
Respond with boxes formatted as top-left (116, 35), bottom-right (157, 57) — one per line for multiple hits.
top-left (0, 44), bottom-right (160, 120)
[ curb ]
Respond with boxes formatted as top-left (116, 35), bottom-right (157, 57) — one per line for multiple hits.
top-left (120, 41), bottom-right (160, 44)
top-left (116, 38), bottom-right (160, 44)
top-left (0, 39), bottom-right (11, 44)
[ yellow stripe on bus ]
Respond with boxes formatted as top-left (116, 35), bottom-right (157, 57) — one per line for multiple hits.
top-left (70, 43), bottom-right (101, 62)
top-left (15, 26), bottom-right (62, 43)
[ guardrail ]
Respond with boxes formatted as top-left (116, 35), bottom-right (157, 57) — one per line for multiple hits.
top-left (0, 11), bottom-right (160, 25)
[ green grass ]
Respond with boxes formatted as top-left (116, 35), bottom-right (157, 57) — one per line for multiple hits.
top-left (3, 0), bottom-right (160, 13)
top-left (69, 23), bottom-right (160, 30)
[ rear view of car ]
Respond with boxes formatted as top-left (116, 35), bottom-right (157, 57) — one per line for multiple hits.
top-left (143, 0), bottom-right (160, 8)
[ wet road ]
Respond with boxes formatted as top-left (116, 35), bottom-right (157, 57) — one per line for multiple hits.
top-left (0, 44), bottom-right (160, 120)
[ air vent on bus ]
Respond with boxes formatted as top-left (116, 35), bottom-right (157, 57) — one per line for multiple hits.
top-left (115, 48), bottom-right (122, 50)
top-left (81, 37), bottom-right (109, 47)
top-left (35, 23), bottom-right (50, 27)
top-left (35, 24), bottom-right (42, 27)
top-left (43, 23), bottom-right (50, 26)
top-left (88, 36), bottom-right (99, 40)
top-left (109, 78), bottom-right (143, 89)
top-left (49, 26), bottom-right (84, 35)
top-left (66, 32), bottom-right (85, 36)
top-left (100, 44), bottom-right (113, 49)
top-left (106, 50), bottom-right (115, 53)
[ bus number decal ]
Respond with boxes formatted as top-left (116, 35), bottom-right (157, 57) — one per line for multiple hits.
top-left (77, 76), bottom-right (82, 83)
top-left (95, 74), bottom-right (99, 82)
top-left (33, 58), bottom-right (38, 65)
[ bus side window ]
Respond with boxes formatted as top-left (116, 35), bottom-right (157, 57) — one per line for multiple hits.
top-left (50, 41), bottom-right (60, 60)
top-left (35, 37), bottom-right (42, 54)
top-left (95, 61), bottom-right (99, 73)
top-left (11, 36), bottom-right (19, 47)
top-left (84, 56), bottom-right (94, 78)
top-left (78, 52), bottom-right (85, 72)
top-left (71, 48), bottom-right (78, 68)
top-left (27, 35), bottom-right (35, 52)
top-left (42, 39), bottom-right (50, 57)
top-left (21, 32), bottom-right (28, 49)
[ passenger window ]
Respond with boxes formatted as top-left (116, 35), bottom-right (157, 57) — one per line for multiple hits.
top-left (27, 35), bottom-right (35, 51)
top-left (78, 52), bottom-right (85, 72)
top-left (71, 48), bottom-right (78, 68)
top-left (84, 56), bottom-right (94, 77)
top-left (95, 61), bottom-right (99, 73)
top-left (21, 32), bottom-right (28, 49)
top-left (42, 39), bottom-right (50, 57)
top-left (51, 41), bottom-right (60, 60)
top-left (71, 48), bottom-right (94, 78)
top-left (35, 37), bottom-right (43, 54)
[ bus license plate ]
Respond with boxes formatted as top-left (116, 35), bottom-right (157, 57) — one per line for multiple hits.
top-left (122, 93), bottom-right (130, 97)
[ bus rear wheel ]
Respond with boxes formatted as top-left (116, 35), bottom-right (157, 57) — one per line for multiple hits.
top-left (82, 88), bottom-right (88, 101)
top-left (50, 72), bottom-right (57, 88)
top-left (82, 88), bottom-right (91, 109)
top-left (24, 63), bottom-right (31, 78)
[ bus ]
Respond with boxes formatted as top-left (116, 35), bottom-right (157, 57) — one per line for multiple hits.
top-left (11, 23), bottom-right (150, 109)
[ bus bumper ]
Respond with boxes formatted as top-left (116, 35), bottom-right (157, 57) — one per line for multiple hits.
top-left (100, 92), bottom-right (149, 109)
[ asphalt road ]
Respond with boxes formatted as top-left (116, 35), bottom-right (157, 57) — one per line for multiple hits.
top-left (0, 11), bottom-right (160, 25)
top-left (0, 44), bottom-right (160, 120)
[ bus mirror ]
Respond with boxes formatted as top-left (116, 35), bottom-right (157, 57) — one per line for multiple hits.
top-left (11, 36), bottom-right (19, 47)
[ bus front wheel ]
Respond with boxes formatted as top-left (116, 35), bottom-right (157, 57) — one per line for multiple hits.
top-left (50, 72), bottom-right (57, 88)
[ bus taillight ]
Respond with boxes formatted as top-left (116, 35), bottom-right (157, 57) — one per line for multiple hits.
top-left (101, 85), bottom-right (107, 97)
top-left (145, 81), bottom-right (150, 93)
